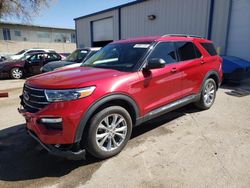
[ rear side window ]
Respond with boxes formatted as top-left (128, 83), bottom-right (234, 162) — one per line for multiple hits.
top-left (175, 42), bottom-right (197, 61)
top-left (148, 42), bottom-right (177, 64)
top-left (201, 43), bottom-right (217, 56)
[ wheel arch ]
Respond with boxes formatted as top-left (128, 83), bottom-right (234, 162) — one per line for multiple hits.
top-left (74, 94), bottom-right (140, 143)
top-left (201, 70), bottom-right (221, 91)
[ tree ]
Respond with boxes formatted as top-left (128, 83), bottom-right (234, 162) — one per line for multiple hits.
top-left (0, 0), bottom-right (52, 22)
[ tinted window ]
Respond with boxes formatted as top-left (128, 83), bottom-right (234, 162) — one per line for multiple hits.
top-left (3, 28), bottom-right (11, 40)
top-left (176, 42), bottom-right (197, 61)
top-left (29, 54), bottom-right (44, 62)
top-left (194, 44), bottom-right (202, 58)
top-left (148, 42), bottom-right (177, 64)
top-left (46, 53), bottom-right (60, 60)
top-left (201, 43), bottom-right (217, 56)
top-left (66, 49), bottom-right (88, 62)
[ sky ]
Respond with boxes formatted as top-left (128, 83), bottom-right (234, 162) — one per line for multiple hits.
top-left (5, 0), bottom-right (135, 29)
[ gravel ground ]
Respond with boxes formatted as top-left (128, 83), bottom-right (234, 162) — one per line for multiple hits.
top-left (0, 79), bottom-right (249, 188)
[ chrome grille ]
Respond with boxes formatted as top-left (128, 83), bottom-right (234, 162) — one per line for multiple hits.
top-left (21, 84), bottom-right (49, 113)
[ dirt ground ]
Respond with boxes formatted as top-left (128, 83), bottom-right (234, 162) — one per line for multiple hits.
top-left (0, 79), bottom-right (250, 188)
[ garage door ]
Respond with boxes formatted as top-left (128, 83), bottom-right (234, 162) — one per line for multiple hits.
top-left (92, 17), bottom-right (113, 47)
top-left (226, 0), bottom-right (250, 61)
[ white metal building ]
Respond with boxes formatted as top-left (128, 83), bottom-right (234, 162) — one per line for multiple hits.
top-left (75, 0), bottom-right (250, 61)
top-left (0, 22), bottom-right (76, 54)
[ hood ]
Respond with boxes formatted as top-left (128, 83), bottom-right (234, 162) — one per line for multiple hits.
top-left (26, 66), bottom-right (127, 89)
top-left (42, 60), bottom-right (73, 72)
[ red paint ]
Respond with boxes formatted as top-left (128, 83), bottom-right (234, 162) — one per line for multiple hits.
top-left (19, 36), bottom-right (222, 145)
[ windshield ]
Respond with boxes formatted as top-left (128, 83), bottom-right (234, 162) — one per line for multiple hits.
top-left (82, 42), bottom-right (151, 71)
top-left (66, 49), bottom-right (89, 62)
top-left (15, 50), bottom-right (26, 55)
top-left (20, 54), bottom-right (31, 60)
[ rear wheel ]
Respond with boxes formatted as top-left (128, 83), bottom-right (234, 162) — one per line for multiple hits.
top-left (86, 106), bottom-right (132, 159)
top-left (10, 67), bottom-right (23, 79)
top-left (195, 78), bottom-right (217, 110)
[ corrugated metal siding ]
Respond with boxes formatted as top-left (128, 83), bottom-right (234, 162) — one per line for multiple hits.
top-left (75, 0), bottom-right (232, 53)
top-left (120, 0), bottom-right (210, 39)
top-left (226, 0), bottom-right (250, 61)
top-left (210, 0), bottom-right (231, 55)
top-left (75, 10), bottom-right (119, 48)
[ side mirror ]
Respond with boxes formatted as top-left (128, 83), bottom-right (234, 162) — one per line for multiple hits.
top-left (145, 58), bottom-right (166, 70)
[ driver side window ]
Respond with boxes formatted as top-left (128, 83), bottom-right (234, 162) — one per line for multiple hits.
top-left (148, 42), bottom-right (177, 64)
top-left (29, 54), bottom-right (44, 62)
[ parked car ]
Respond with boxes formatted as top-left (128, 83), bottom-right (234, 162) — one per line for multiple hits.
top-left (222, 56), bottom-right (250, 83)
top-left (19, 35), bottom-right (222, 160)
top-left (41, 48), bottom-right (101, 73)
top-left (9, 48), bottom-right (55, 60)
top-left (0, 52), bottom-right (61, 79)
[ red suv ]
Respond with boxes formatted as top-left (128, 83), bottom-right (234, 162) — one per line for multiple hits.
top-left (19, 35), bottom-right (222, 160)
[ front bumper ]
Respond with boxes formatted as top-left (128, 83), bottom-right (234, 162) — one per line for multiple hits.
top-left (18, 95), bottom-right (94, 144)
top-left (27, 128), bottom-right (86, 160)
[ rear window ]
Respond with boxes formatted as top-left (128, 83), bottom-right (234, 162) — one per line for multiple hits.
top-left (201, 43), bottom-right (217, 56)
top-left (175, 42), bottom-right (197, 61)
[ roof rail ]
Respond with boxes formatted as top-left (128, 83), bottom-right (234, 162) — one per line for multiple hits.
top-left (161, 34), bottom-right (204, 38)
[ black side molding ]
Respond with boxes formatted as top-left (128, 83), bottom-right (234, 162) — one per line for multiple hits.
top-left (136, 94), bottom-right (200, 126)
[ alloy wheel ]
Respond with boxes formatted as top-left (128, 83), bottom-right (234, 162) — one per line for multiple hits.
top-left (204, 81), bottom-right (215, 106)
top-left (11, 68), bottom-right (23, 79)
top-left (95, 114), bottom-right (127, 152)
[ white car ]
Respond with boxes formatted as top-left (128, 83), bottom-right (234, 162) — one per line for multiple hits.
top-left (9, 48), bottom-right (55, 60)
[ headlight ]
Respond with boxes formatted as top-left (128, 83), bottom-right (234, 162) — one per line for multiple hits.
top-left (45, 86), bottom-right (96, 102)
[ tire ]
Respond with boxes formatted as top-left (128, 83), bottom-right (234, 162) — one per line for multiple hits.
top-left (195, 78), bottom-right (217, 110)
top-left (86, 106), bottom-right (132, 159)
top-left (10, 67), bottom-right (23, 79)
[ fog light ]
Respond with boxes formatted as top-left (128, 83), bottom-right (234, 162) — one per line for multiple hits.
top-left (40, 118), bottom-right (62, 123)
top-left (38, 118), bottom-right (63, 130)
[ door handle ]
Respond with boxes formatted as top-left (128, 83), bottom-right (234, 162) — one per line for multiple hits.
top-left (201, 61), bottom-right (205, 64)
top-left (171, 68), bottom-right (177, 73)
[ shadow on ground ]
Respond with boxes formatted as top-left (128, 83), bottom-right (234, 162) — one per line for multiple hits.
top-left (220, 81), bottom-right (250, 97)
top-left (0, 105), bottom-right (198, 183)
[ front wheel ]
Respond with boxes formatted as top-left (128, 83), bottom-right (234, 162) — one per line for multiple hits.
top-left (10, 67), bottom-right (23, 79)
top-left (195, 78), bottom-right (217, 110)
top-left (86, 106), bottom-right (132, 159)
